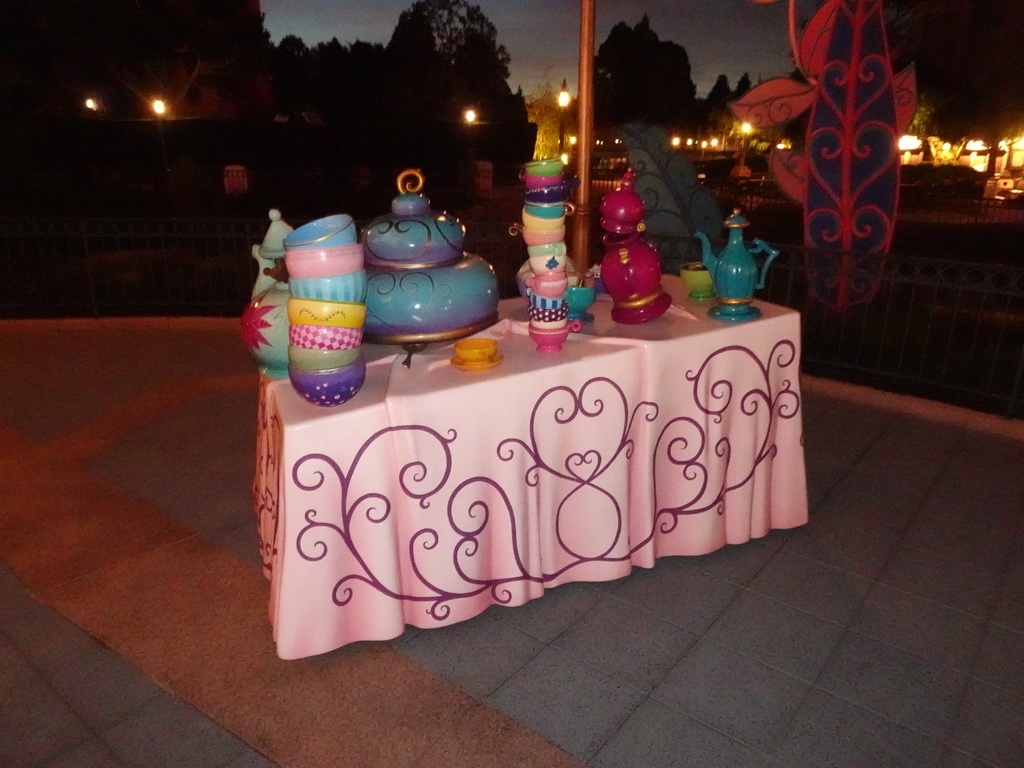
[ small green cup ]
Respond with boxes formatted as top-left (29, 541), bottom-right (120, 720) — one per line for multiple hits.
top-left (680, 262), bottom-right (715, 300)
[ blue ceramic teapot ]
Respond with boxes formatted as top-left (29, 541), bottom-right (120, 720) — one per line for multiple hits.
top-left (361, 170), bottom-right (499, 350)
top-left (695, 209), bottom-right (780, 321)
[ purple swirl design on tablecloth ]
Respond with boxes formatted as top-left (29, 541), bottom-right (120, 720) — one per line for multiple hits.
top-left (255, 377), bottom-right (282, 575)
top-left (290, 343), bottom-right (801, 621)
top-left (649, 340), bottom-right (801, 539)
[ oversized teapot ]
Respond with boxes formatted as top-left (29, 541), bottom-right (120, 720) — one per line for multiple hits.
top-left (361, 170), bottom-right (499, 350)
top-left (598, 169), bottom-right (671, 324)
top-left (241, 209), bottom-right (293, 377)
top-left (695, 208), bottom-right (780, 321)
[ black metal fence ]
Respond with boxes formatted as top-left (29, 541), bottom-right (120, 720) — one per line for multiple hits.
top-left (2, 215), bottom-right (1022, 417)
top-left (764, 246), bottom-right (1024, 417)
top-left (0, 216), bottom-right (529, 318)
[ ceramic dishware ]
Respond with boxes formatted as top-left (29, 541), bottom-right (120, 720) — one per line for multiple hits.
top-left (529, 305), bottom-right (568, 323)
top-left (288, 353), bottom-right (366, 407)
top-left (528, 319), bottom-right (582, 353)
top-left (523, 172), bottom-right (564, 190)
top-left (524, 178), bottom-right (578, 204)
top-left (521, 226), bottom-right (566, 247)
top-left (524, 201), bottom-right (574, 220)
top-left (289, 272), bottom-right (367, 302)
top-left (287, 297), bottom-right (366, 328)
top-left (288, 323), bottom-right (363, 351)
top-left (524, 158), bottom-right (564, 177)
top-left (527, 291), bottom-right (564, 310)
top-left (566, 285), bottom-right (596, 322)
top-left (287, 344), bottom-right (362, 370)
top-left (453, 338), bottom-right (498, 364)
top-left (679, 261), bottom-right (715, 300)
top-left (521, 210), bottom-right (565, 232)
top-left (284, 243), bottom-right (364, 279)
top-left (527, 242), bottom-right (567, 273)
top-left (527, 270), bottom-right (568, 299)
top-left (284, 213), bottom-right (357, 250)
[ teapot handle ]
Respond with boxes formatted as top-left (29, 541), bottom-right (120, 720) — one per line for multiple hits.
top-left (750, 238), bottom-right (781, 290)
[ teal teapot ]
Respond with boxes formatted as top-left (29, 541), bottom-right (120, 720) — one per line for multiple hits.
top-left (695, 208), bottom-right (780, 321)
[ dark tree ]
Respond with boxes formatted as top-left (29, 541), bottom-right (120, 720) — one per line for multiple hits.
top-left (0, 0), bottom-right (271, 118)
top-left (384, 0), bottom-right (522, 123)
top-left (270, 36), bottom-right (317, 116)
top-left (594, 15), bottom-right (698, 128)
top-left (698, 74), bottom-right (732, 132)
top-left (733, 73), bottom-right (752, 100)
top-left (383, 4), bottom-right (453, 121)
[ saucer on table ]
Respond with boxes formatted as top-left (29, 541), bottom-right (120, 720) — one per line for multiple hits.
top-left (450, 353), bottom-right (504, 371)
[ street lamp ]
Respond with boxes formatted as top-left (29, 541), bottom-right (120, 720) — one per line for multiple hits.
top-left (463, 108), bottom-right (478, 199)
top-left (734, 122), bottom-right (753, 179)
top-left (151, 98), bottom-right (170, 189)
top-left (557, 79), bottom-right (571, 157)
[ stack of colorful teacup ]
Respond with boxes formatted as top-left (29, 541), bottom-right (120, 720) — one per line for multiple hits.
top-left (283, 214), bottom-right (368, 407)
top-left (521, 158), bottom-right (579, 353)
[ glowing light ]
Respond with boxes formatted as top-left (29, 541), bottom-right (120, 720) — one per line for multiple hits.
top-left (741, 122), bottom-right (752, 135)
top-left (671, 136), bottom-right (681, 147)
top-left (965, 139), bottom-right (987, 151)
top-left (569, 136), bottom-right (577, 145)
top-left (557, 81), bottom-right (571, 109)
top-left (710, 138), bottom-right (718, 147)
top-left (942, 142), bottom-right (952, 151)
top-left (151, 99), bottom-right (167, 116)
top-left (898, 135), bottom-right (923, 151)
top-left (464, 108), bottom-right (477, 124)
top-left (701, 140), bottom-right (708, 148)
top-left (560, 153), bottom-right (569, 164)
top-left (686, 138), bottom-right (694, 146)
top-left (84, 98), bottom-right (98, 111)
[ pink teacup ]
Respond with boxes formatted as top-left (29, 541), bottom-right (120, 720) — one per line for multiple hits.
top-left (524, 172), bottom-right (564, 189)
top-left (527, 271), bottom-right (568, 299)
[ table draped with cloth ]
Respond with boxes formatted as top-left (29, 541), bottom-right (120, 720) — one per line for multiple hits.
top-left (254, 278), bottom-right (808, 660)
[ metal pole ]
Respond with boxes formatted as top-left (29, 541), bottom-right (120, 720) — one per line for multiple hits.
top-left (570, 0), bottom-right (596, 276)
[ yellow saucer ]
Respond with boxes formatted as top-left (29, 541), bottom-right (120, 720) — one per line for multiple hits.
top-left (450, 353), bottom-right (504, 371)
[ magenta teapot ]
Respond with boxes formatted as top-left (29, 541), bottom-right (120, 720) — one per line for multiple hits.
top-left (598, 169), bottom-right (671, 324)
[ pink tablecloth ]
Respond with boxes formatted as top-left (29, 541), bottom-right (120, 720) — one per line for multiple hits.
top-left (255, 280), bottom-right (807, 659)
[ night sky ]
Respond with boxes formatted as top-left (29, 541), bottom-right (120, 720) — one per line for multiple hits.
top-left (261, 0), bottom-right (821, 97)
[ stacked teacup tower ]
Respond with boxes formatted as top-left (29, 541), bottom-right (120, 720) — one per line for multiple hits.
top-left (519, 157), bottom-right (580, 353)
top-left (282, 214), bottom-right (368, 407)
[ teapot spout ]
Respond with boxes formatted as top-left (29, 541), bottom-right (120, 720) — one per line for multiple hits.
top-left (694, 231), bottom-right (716, 273)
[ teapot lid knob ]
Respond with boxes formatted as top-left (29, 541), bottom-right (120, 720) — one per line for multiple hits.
top-left (724, 208), bottom-right (749, 228)
top-left (397, 168), bottom-right (425, 194)
top-left (392, 169), bottom-right (430, 215)
top-left (259, 208), bottom-right (293, 259)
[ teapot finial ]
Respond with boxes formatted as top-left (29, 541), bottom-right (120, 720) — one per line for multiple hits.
top-left (258, 208), bottom-right (293, 261)
top-left (724, 208), bottom-right (749, 229)
top-left (397, 168), bottom-right (425, 194)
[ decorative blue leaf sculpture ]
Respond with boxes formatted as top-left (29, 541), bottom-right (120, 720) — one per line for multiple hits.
top-left (619, 122), bottom-right (722, 273)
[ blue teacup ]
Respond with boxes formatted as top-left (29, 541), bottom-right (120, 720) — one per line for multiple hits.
top-left (528, 291), bottom-right (565, 310)
top-left (523, 202), bottom-right (573, 220)
top-left (566, 285), bottom-right (596, 322)
top-left (284, 214), bottom-right (357, 250)
top-left (289, 272), bottom-right (367, 303)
